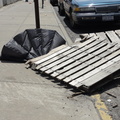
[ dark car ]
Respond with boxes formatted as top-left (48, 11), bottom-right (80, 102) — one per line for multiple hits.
top-left (50, 0), bottom-right (58, 6)
top-left (63, 0), bottom-right (120, 28)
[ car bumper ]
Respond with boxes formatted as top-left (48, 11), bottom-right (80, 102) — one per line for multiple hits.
top-left (72, 12), bottom-right (120, 24)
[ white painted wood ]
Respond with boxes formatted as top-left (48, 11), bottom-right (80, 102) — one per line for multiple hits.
top-left (32, 36), bottom-right (99, 69)
top-left (80, 60), bottom-right (120, 87)
top-left (106, 31), bottom-right (120, 43)
top-left (51, 43), bottom-right (116, 77)
top-left (115, 29), bottom-right (120, 37)
top-left (45, 40), bottom-right (106, 74)
top-left (70, 50), bottom-right (120, 87)
top-left (96, 32), bottom-right (110, 43)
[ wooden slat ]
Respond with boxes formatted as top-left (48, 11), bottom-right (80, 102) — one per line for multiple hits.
top-left (79, 33), bottom-right (96, 43)
top-left (85, 41), bottom-right (107, 53)
top-left (115, 29), bottom-right (120, 37)
top-left (80, 60), bottom-right (120, 88)
top-left (35, 36), bottom-right (99, 70)
top-left (51, 43), bottom-right (116, 77)
top-left (43, 41), bottom-right (107, 73)
top-left (35, 36), bottom-right (98, 65)
top-left (37, 47), bottom-right (77, 68)
top-left (75, 36), bottom-right (99, 48)
top-left (25, 45), bottom-right (67, 65)
top-left (31, 46), bottom-right (72, 69)
top-left (57, 43), bottom-right (111, 81)
top-left (106, 31), bottom-right (120, 43)
top-left (79, 33), bottom-right (89, 42)
top-left (89, 33), bottom-right (97, 38)
top-left (40, 39), bottom-right (104, 72)
top-left (41, 52), bottom-right (86, 72)
top-left (59, 57), bottom-right (99, 81)
top-left (64, 48), bottom-right (120, 83)
top-left (57, 44), bottom-right (118, 81)
top-left (96, 32), bottom-right (110, 43)
top-left (37, 38), bottom-right (101, 70)
top-left (69, 50), bottom-right (120, 87)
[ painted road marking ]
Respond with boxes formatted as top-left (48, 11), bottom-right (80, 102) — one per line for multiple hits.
top-left (92, 94), bottom-right (112, 120)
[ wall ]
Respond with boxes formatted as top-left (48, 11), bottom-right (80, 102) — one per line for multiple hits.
top-left (0, 0), bottom-right (21, 8)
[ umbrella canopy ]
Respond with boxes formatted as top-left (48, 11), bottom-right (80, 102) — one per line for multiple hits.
top-left (1, 29), bottom-right (66, 62)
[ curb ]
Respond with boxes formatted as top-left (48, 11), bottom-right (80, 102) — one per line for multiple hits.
top-left (51, 4), bottom-right (73, 45)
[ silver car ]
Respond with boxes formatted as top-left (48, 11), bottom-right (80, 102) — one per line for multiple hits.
top-left (62, 0), bottom-right (120, 28)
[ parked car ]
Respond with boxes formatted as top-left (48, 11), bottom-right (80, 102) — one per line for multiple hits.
top-left (58, 0), bottom-right (65, 15)
top-left (50, 0), bottom-right (58, 6)
top-left (62, 0), bottom-right (120, 28)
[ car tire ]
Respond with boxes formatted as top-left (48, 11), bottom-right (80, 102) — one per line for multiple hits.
top-left (65, 12), bottom-right (69, 20)
top-left (58, 4), bottom-right (65, 16)
top-left (50, 0), bottom-right (55, 6)
top-left (70, 14), bottom-right (77, 29)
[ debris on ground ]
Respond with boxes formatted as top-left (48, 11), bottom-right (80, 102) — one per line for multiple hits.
top-left (26, 33), bottom-right (120, 93)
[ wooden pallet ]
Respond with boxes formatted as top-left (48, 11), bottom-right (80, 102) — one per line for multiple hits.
top-left (26, 31), bottom-right (120, 93)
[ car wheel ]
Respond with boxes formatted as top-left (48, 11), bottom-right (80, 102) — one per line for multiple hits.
top-left (65, 12), bottom-right (69, 20)
top-left (58, 4), bottom-right (65, 16)
top-left (50, 0), bottom-right (55, 6)
top-left (70, 14), bottom-right (77, 28)
top-left (50, 0), bottom-right (52, 4)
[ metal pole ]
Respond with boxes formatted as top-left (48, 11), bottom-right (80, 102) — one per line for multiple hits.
top-left (34, 0), bottom-right (40, 28)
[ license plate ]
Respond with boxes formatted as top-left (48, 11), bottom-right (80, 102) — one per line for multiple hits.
top-left (102, 16), bottom-right (114, 21)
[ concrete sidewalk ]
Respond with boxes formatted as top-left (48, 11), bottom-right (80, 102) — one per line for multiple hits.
top-left (0, 0), bottom-right (72, 52)
top-left (0, 1), bottom-right (101, 120)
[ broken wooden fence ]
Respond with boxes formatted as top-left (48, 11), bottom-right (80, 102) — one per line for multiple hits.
top-left (26, 30), bottom-right (120, 93)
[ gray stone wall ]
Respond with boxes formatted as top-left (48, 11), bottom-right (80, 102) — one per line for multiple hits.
top-left (0, 0), bottom-right (21, 8)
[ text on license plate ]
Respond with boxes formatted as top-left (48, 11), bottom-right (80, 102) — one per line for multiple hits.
top-left (102, 16), bottom-right (114, 21)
